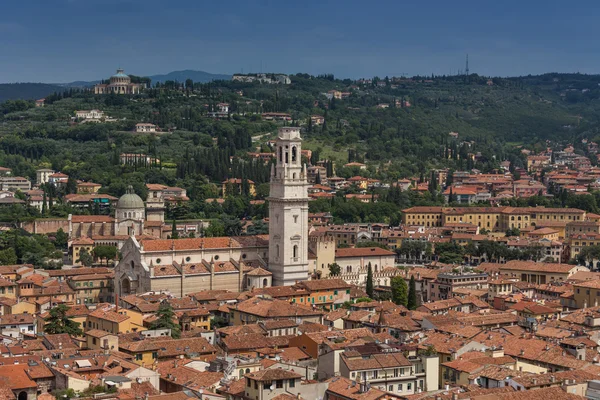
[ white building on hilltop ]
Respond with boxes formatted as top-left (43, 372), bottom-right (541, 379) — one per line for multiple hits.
top-left (267, 127), bottom-right (310, 286)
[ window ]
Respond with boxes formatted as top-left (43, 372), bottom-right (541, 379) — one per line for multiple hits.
top-left (407, 383), bottom-right (412, 391)
top-left (136, 354), bottom-right (143, 361)
top-left (276, 380), bottom-right (283, 389)
top-left (289, 379), bottom-right (295, 388)
top-left (152, 352), bottom-right (158, 359)
top-left (398, 384), bottom-right (403, 391)
top-left (373, 371), bottom-right (378, 379)
top-left (293, 245), bottom-right (298, 259)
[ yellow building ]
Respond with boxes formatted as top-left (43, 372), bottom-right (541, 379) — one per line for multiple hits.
top-left (85, 329), bottom-right (119, 351)
top-left (119, 336), bottom-right (216, 366)
top-left (499, 260), bottom-right (588, 284)
top-left (222, 178), bottom-right (256, 197)
top-left (0, 277), bottom-right (17, 299)
top-left (177, 308), bottom-right (211, 331)
top-left (527, 227), bottom-right (560, 241)
top-left (402, 206), bottom-right (586, 232)
top-left (573, 279), bottom-right (600, 308)
top-left (402, 207), bottom-right (444, 227)
top-left (76, 182), bottom-right (102, 194)
top-left (68, 272), bottom-right (114, 305)
top-left (71, 236), bottom-right (94, 263)
top-left (86, 306), bottom-right (145, 334)
top-left (568, 234), bottom-right (600, 261)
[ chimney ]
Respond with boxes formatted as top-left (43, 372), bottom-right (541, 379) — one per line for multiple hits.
top-left (532, 378), bottom-right (537, 385)
top-left (550, 376), bottom-right (556, 383)
top-left (452, 393), bottom-right (458, 400)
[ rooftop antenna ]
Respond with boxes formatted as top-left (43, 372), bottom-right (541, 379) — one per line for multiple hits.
top-left (465, 54), bottom-right (470, 83)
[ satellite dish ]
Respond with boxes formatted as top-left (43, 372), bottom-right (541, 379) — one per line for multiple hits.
top-left (270, 384), bottom-right (275, 391)
top-left (45, 358), bottom-right (50, 363)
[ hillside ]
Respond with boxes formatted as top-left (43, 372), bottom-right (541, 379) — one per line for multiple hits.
top-left (0, 83), bottom-right (64, 103)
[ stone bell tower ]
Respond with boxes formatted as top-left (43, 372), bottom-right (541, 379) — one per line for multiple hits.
top-left (267, 127), bottom-right (310, 286)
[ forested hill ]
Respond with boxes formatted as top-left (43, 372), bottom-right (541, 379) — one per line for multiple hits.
top-left (0, 83), bottom-right (64, 103)
top-left (1, 71), bottom-right (600, 226)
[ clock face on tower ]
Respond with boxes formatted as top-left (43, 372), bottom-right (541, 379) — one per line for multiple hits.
top-left (267, 127), bottom-right (310, 286)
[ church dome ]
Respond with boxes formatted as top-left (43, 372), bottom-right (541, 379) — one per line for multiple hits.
top-left (117, 185), bottom-right (144, 209)
top-left (112, 68), bottom-right (129, 79)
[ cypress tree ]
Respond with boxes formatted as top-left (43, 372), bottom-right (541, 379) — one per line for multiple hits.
top-left (171, 219), bottom-right (179, 239)
top-left (408, 275), bottom-right (417, 310)
top-left (366, 262), bottom-right (374, 299)
top-left (42, 192), bottom-right (47, 215)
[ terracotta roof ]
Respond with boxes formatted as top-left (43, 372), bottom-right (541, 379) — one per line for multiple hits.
top-left (335, 247), bottom-right (395, 258)
top-left (246, 368), bottom-right (302, 381)
top-left (499, 260), bottom-right (582, 274)
top-left (295, 278), bottom-right (351, 291)
top-left (234, 297), bottom-right (323, 318)
top-left (342, 352), bottom-right (411, 371)
top-left (245, 267), bottom-right (272, 276)
top-left (89, 307), bottom-right (129, 323)
top-left (141, 237), bottom-right (242, 251)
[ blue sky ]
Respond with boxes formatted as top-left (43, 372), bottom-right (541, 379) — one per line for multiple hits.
top-left (1, 0), bottom-right (599, 83)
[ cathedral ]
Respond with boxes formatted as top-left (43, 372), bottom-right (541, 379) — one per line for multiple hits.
top-left (113, 127), bottom-right (310, 296)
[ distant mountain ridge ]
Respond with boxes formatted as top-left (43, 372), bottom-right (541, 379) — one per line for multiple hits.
top-left (0, 83), bottom-right (65, 103)
top-left (58, 69), bottom-right (230, 87)
top-left (148, 70), bottom-right (231, 84)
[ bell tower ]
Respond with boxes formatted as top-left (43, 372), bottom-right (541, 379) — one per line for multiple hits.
top-left (268, 127), bottom-right (310, 286)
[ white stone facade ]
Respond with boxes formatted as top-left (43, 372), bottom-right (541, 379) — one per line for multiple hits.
top-left (267, 127), bottom-right (310, 286)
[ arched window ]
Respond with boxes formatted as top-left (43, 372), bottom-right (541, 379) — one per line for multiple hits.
top-left (346, 266), bottom-right (352, 273)
top-left (292, 146), bottom-right (297, 162)
top-left (279, 147), bottom-right (283, 162)
top-left (293, 245), bottom-right (298, 259)
top-left (276, 244), bottom-right (280, 259)
top-left (285, 151), bottom-right (289, 164)
top-left (263, 278), bottom-right (268, 287)
top-left (374, 264), bottom-right (378, 272)
top-left (293, 173), bottom-right (297, 179)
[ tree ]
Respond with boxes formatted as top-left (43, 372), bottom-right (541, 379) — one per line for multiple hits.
top-left (171, 219), bottom-right (179, 239)
top-left (391, 276), bottom-right (408, 306)
top-left (0, 248), bottom-right (17, 265)
top-left (44, 304), bottom-right (83, 335)
top-left (407, 275), bottom-right (417, 310)
top-left (315, 171), bottom-right (322, 184)
top-left (150, 303), bottom-right (181, 339)
top-left (54, 228), bottom-right (68, 249)
top-left (210, 316), bottom-right (227, 329)
top-left (77, 248), bottom-right (93, 266)
top-left (66, 176), bottom-right (77, 194)
top-left (92, 245), bottom-right (118, 265)
top-left (328, 262), bottom-right (341, 276)
top-left (246, 219), bottom-right (268, 235)
top-left (366, 262), bottom-right (374, 298)
top-left (506, 227), bottom-right (520, 237)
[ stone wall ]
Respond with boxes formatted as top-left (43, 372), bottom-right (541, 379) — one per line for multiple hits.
top-left (21, 219), bottom-right (68, 234)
